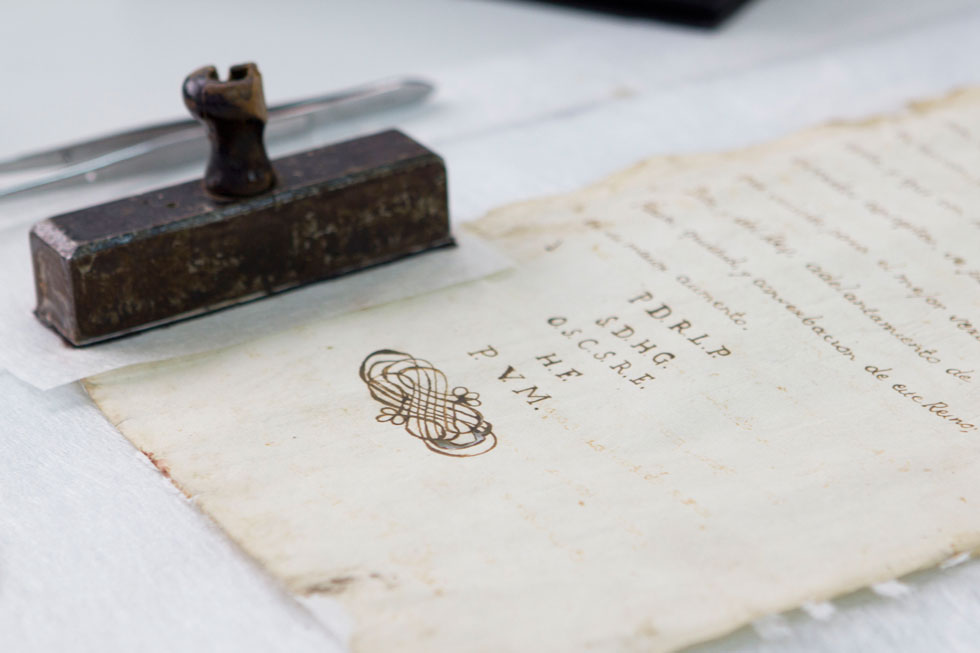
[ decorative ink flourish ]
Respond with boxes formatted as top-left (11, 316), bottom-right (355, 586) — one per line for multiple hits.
top-left (359, 350), bottom-right (497, 457)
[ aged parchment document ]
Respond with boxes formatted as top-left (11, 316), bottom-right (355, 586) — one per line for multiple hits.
top-left (86, 90), bottom-right (980, 652)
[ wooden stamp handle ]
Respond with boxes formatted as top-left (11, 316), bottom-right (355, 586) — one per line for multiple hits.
top-left (182, 63), bottom-right (276, 198)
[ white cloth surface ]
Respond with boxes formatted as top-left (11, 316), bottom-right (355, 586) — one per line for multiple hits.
top-left (0, 371), bottom-right (345, 653)
top-left (4, 0), bottom-right (980, 651)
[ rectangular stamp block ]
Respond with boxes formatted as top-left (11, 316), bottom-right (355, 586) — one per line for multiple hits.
top-left (30, 129), bottom-right (451, 346)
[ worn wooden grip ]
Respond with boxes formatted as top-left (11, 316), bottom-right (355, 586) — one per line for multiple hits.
top-left (182, 63), bottom-right (276, 198)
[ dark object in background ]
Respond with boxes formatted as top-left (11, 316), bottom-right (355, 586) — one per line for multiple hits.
top-left (30, 63), bottom-right (451, 346)
top-left (524, 0), bottom-right (754, 27)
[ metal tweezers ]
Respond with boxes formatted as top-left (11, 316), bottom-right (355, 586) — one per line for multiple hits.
top-left (0, 77), bottom-right (434, 199)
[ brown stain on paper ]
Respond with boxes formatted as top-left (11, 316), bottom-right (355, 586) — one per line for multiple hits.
top-left (143, 451), bottom-right (172, 480)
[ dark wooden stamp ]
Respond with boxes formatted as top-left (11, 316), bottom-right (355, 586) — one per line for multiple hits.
top-left (30, 64), bottom-right (451, 346)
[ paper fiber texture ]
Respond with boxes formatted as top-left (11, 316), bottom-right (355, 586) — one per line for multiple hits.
top-left (87, 90), bottom-right (980, 652)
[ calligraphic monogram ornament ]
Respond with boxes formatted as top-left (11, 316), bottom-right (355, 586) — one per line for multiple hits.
top-left (359, 350), bottom-right (497, 457)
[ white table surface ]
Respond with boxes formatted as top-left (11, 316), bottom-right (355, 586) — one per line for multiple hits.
top-left (3, 1), bottom-right (980, 651)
